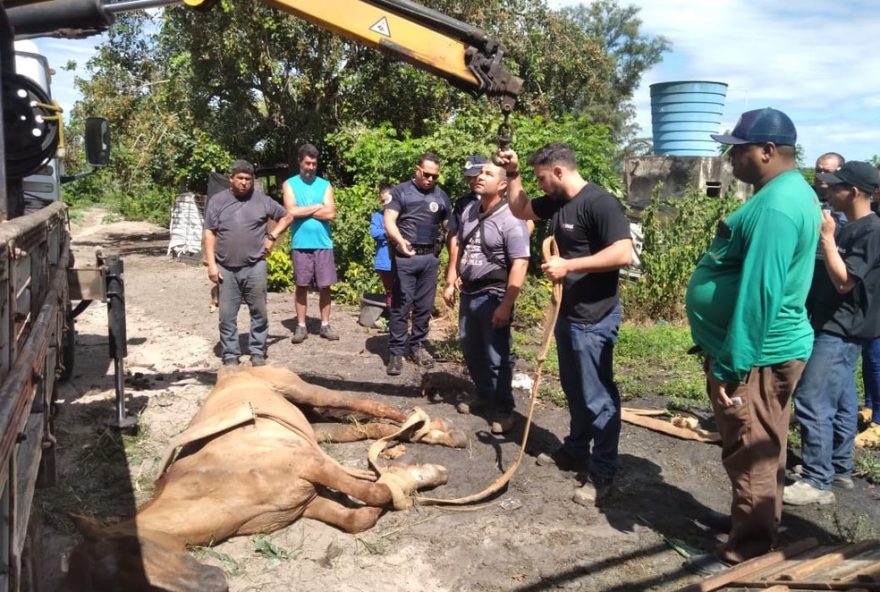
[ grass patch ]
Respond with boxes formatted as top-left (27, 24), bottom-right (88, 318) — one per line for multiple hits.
top-left (854, 449), bottom-right (880, 484)
top-left (513, 321), bottom-right (706, 410)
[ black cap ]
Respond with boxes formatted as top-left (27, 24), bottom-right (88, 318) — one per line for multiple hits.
top-left (229, 159), bottom-right (255, 176)
top-left (816, 161), bottom-right (880, 194)
top-left (711, 107), bottom-right (797, 146)
top-left (462, 155), bottom-right (487, 177)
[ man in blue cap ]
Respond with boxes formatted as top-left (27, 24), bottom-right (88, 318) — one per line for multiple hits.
top-left (684, 108), bottom-right (822, 574)
top-left (444, 155), bottom-right (485, 310)
top-left (784, 161), bottom-right (880, 505)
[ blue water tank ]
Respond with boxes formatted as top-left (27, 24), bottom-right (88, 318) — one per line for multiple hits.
top-left (650, 81), bottom-right (728, 156)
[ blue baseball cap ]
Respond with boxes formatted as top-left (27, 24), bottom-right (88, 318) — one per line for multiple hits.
top-left (711, 108), bottom-right (797, 146)
top-left (462, 155), bottom-right (487, 177)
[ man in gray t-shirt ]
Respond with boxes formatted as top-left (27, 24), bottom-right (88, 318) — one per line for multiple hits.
top-left (444, 161), bottom-right (529, 435)
top-left (203, 160), bottom-right (293, 366)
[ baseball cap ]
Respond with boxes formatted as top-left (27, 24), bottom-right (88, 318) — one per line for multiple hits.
top-left (816, 161), bottom-right (880, 194)
top-left (462, 155), bottom-right (487, 177)
top-left (711, 108), bottom-right (797, 146)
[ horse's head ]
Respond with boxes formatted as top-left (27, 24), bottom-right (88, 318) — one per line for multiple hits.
top-left (67, 515), bottom-right (228, 592)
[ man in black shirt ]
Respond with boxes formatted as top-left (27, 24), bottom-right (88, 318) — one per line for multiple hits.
top-left (384, 153), bottom-right (451, 375)
top-left (500, 143), bottom-right (632, 506)
top-left (784, 161), bottom-right (880, 505)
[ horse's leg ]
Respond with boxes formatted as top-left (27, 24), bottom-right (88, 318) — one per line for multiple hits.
top-left (248, 366), bottom-right (406, 422)
top-left (300, 457), bottom-right (393, 507)
top-left (313, 422), bottom-right (401, 443)
top-left (302, 496), bottom-right (384, 533)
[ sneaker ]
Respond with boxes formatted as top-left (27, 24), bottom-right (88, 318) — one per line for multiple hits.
top-left (222, 357), bottom-right (239, 366)
top-left (456, 396), bottom-right (491, 415)
top-left (791, 465), bottom-right (855, 490)
top-left (859, 407), bottom-right (874, 427)
top-left (408, 348), bottom-right (434, 369)
top-left (386, 355), bottom-right (403, 376)
top-left (320, 324), bottom-right (340, 341)
top-left (684, 553), bottom-right (732, 576)
top-left (535, 447), bottom-right (589, 472)
top-left (833, 475), bottom-right (855, 490)
top-left (491, 413), bottom-right (515, 435)
top-left (291, 325), bottom-right (308, 344)
top-left (783, 479), bottom-right (836, 506)
top-left (251, 355), bottom-right (266, 367)
top-left (572, 476), bottom-right (613, 507)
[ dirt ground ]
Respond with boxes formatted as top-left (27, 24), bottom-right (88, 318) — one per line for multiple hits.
top-left (34, 208), bottom-right (880, 591)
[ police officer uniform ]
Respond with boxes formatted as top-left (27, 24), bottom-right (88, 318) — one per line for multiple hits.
top-left (386, 178), bottom-right (451, 364)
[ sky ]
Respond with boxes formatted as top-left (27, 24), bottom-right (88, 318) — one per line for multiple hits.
top-left (25, 0), bottom-right (880, 164)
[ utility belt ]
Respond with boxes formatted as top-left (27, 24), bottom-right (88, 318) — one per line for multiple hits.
top-left (411, 244), bottom-right (437, 256)
top-left (460, 268), bottom-right (508, 294)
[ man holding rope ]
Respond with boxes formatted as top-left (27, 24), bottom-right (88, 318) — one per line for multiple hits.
top-left (498, 143), bottom-right (632, 506)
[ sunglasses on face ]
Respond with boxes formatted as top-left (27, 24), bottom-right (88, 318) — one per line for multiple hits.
top-left (418, 167), bottom-right (439, 180)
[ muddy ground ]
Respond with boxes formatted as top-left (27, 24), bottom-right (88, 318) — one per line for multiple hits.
top-left (34, 209), bottom-right (880, 591)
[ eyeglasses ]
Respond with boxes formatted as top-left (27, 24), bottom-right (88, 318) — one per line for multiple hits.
top-left (418, 167), bottom-right (439, 180)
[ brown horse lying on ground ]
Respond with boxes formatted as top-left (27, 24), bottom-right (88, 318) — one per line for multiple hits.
top-left (67, 366), bottom-right (465, 592)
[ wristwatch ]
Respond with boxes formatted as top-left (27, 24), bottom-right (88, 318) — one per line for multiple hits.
top-left (507, 169), bottom-right (520, 179)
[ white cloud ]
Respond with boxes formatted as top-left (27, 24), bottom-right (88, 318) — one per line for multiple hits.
top-left (551, 0), bottom-right (880, 162)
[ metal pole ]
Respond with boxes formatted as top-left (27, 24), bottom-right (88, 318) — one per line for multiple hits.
top-left (103, 0), bottom-right (181, 13)
top-left (104, 255), bottom-right (136, 431)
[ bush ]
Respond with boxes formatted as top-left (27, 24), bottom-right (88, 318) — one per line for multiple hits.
top-left (621, 186), bottom-right (739, 321)
top-left (266, 243), bottom-right (293, 293)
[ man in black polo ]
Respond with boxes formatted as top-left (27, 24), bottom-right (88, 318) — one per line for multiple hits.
top-left (384, 152), bottom-right (451, 375)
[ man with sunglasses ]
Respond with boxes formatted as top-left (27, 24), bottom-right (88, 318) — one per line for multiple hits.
top-left (684, 108), bottom-right (821, 574)
top-left (384, 153), bottom-right (451, 375)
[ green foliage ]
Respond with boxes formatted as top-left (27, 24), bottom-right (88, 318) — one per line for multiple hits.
top-left (621, 186), bottom-right (739, 321)
top-left (266, 246), bottom-right (293, 293)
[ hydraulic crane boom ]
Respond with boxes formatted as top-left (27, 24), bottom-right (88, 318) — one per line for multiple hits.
top-left (5, 0), bottom-right (524, 112)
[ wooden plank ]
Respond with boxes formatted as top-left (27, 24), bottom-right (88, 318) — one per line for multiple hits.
top-left (767, 541), bottom-right (880, 582)
top-left (752, 545), bottom-right (845, 581)
top-left (736, 580), bottom-right (880, 590)
top-left (680, 538), bottom-right (819, 592)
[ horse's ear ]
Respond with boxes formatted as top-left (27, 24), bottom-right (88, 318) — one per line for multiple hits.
top-left (68, 514), bottom-right (104, 541)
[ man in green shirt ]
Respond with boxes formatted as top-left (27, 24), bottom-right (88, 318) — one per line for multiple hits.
top-left (685, 108), bottom-right (821, 575)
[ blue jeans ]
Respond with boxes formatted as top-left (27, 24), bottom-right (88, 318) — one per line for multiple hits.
top-left (794, 331), bottom-right (862, 490)
top-left (459, 292), bottom-right (514, 413)
top-left (554, 304), bottom-right (622, 481)
top-left (218, 261), bottom-right (268, 361)
top-left (862, 337), bottom-right (880, 419)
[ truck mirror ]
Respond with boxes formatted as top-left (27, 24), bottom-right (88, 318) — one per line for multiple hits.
top-left (85, 117), bottom-right (111, 167)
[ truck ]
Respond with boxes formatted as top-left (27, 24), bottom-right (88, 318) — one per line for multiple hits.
top-left (0, 0), bottom-right (522, 589)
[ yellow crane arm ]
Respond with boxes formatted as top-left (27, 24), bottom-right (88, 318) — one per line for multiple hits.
top-left (8, 0), bottom-right (524, 112)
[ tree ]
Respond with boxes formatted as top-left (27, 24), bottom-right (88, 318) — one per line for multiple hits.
top-left (562, 0), bottom-right (671, 139)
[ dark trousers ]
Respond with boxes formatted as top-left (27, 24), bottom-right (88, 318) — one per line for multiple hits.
top-left (217, 261), bottom-right (268, 361)
top-left (708, 359), bottom-right (805, 564)
top-left (459, 291), bottom-right (515, 413)
top-left (388, 253), bottom-right (439, 356)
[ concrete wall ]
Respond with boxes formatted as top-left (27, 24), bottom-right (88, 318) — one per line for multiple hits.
top-left (623, 156), bottom-right (750, 208)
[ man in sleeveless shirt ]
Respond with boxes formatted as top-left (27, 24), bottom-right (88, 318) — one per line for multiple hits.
top-left (282, 144), bottom-right (339, 343)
